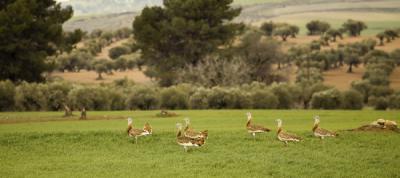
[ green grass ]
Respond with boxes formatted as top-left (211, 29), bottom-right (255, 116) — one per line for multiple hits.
top-left (1, 110), bottom-right (400, 177)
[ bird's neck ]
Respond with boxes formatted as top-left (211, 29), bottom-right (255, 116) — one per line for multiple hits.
top-left (176, 129), bottom-right (182, 137)
top-left (184, 124), bottom-right (190, 131)
top-left (312, 123), bottom-right (319, 132)
top-left (277, 127), bottom-right (282, 134)
top-left (246, 119), bottom-right (251, 127)
top-left (127, 124), bottom-right (132, 134)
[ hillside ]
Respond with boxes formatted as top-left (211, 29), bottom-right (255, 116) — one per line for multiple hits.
top-left (63, 0), bottom-right (400, 33)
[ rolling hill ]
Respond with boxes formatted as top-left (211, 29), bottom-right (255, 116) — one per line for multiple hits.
top-left (62, 0), bottom-right (400, 34)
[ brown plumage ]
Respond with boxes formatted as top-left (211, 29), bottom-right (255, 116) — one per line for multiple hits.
top-left (246, 112), bottom-right (271, 140)
top-left (127, 118), bottom-right (151, 143)
top-left (143, 122), bottom-right (153, 134)
top-left (184, 118), bottom-right (208, 139)
top-left (176, 123), bottom-right (206, 152)
top-left (276, 119), bottom-right (302, 146)
top-left (312, 116), bottom-right (338, 139)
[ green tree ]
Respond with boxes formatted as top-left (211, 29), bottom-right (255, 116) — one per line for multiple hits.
top-left (0, 0), bottom-right (73, 82)
top-left (109, 46), bottom-right (131, 59)
top-left (260, 21), bottom-right (275, 36)
top-left (306, 20), bottom-right (331, 35)
top-left (274, 26), bottom-right (291, 41)
top-left (133, 0), bottom-right (243, 86)
top-left (342, 19), bottom-right (367, 37)
top-left (326, 28), bottom-right (343, 42)
top-left (376, 32), bottom-right (387, 45)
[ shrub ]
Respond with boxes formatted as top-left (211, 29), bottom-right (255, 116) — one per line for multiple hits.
top-left (369, 85), bottom-right (394, 97)
top-left (189, 88), bottom-right (210, 109)
top-left (368, 96), bottom-right (389, 110)
top-left (0, 80), bottom-right (15, 111)
top-left (342, 90), bottom-right (363, 109)
top-left (388, 91), bottom-right (400, 109)
top-left (108, 90), bottom-right (126, 110)
top-left (311, 89), bottom-right (343, 109)
top-left (207, 87), bottom-right (234, 109)
top-left (351, 80), bottom-right (372, 102)
top-left (126, 86), bottom-right (160, 110)
top-left (15, 82), bottom-right (49, 111)
top-left (160, 87), bottom-right (188, 109)
top-left (270, 84), bottom-right (293, 109)
top-left (68, 86), bottom-right (112, 110)
top-left (47, 82), bottom-right (73, 111)
top-left (250, 90), bottom-right (278, 109)
top-left (109, 46), bottom-right (131, 59)
top-left (229, 88), bottom-right (252, 109)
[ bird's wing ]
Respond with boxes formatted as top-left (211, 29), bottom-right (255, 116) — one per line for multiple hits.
top-left (248, 124), bottom-right (270, 132)
top-left (315, 128), bottom-right (336, 136)
top-left (279, 131), bottom-right (302, 140)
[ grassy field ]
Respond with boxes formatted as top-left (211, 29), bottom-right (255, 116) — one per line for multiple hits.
top-left (1, 110), bottom-right (399, 177)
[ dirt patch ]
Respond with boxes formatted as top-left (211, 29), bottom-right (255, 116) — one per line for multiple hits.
top-left (52, 69), bottom-right (152, 84)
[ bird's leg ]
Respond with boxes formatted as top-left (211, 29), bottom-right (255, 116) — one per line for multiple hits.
top-left (252, 133), bottom-right (256, 141)
top-left (135, 136), bottom-right (138, 144)
top-left (284, 141), bottom-right (288, 147)
top-left (321, 136), bottom-right (324, 140)
top-left (184, 146), bottom-right (187, 152)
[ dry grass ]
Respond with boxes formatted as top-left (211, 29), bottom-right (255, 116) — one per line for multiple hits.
top-left (52, 70), bottom-right (152, 84)
top-left (322, 65), bottom-right (365, 91)
top-left (390, 67), bottom-right (400, 90)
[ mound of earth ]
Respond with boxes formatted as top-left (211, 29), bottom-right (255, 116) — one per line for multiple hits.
top-left (350, 125), bottom-right (400, 133)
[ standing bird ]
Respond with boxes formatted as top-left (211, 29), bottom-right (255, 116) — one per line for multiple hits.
top-left (276, 119), bottom-right (302, 146)
top-left (176, 123), bottom-right (205, 152)
top-left (312, 116), bottom-right (338, 139)
top-left (184, 118), bottom-right (208, 139)
top-left (127, 118), bottom-right (151, 144)
top-left (246, 112), bottom-right (271, 140)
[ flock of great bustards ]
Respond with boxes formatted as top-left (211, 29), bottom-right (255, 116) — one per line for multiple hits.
top-left (126, 112), bottom-right (340, 152)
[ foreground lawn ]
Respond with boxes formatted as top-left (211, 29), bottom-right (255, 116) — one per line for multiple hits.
top-left (0, 110), bottom-right (399, 177)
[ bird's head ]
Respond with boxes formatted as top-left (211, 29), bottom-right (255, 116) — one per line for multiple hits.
top-left (127, 117), bottom-right (133, 125)
top-left (184, 118), bottom-right (190, 124)
top-left (314, 115), bottom-right (320, 124)
top-left (176, 123), bottom-right (183, 130)
top-left (246, 112), bottom-right (252, 120)
top-left (276, 119), bottom-right (282, 127)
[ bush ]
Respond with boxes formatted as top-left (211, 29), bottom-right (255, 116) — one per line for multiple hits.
top-left (126, 86), bottom-right (160, 110)
top-left (207, 87), bottom-right (235, 109)
top-left (311, 89), bottom-right (343, 109)
top-left (109, 46), bottom-right (131, 59)
top-left (47, 82), bottom-right (73, 111)
top-left (342, 90), bottom-right (363, 109)
top-left (250, 90), bottom-right (279, 109)
top-left (108, 90), bottom-right (126, 110)
top-left (68, 86), bottom-right (112, 110)
top-left (368, 96), bottom-right (388, 110)
top-left (189, 88), bottom-right (210, 109)
top-left (351, 80), bottom-right (372, 102)
top-left (160, 87), bottom-right (189, 109)
top-left (15, 82), bottom-right (49, 111)
top-left (388, 91), bottom-right (400, 109)
top-left (270, 84), bottom-right (293, 109)
top-left (229, 88), bottom-right (252, 109)
top-left (0, 80), bottom-right (15, 111)
top-left (369, 85), bottom-right (394, 97)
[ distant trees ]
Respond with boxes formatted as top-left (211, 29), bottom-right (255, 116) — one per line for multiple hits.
top-left (0, 0), bottom-right (74, 82)
top-left (133, 0), bottom-right (243, 86)
top-left (109, 46), bottom-right (131, 59)
top-left (342, 19), bottom-right (367, 37)
top-left (260, 21), bottom-right (299, 41)
top-left (376, 29), bottom-right (399, 45)
top-left (306, 20), bottom-right (330, 35)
